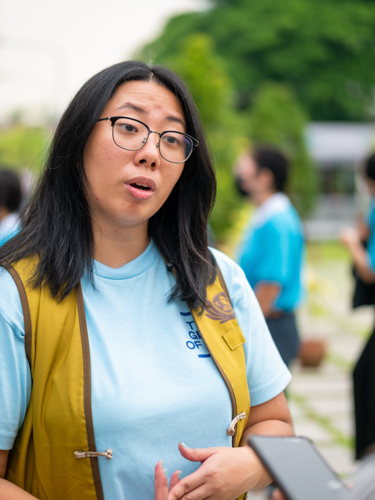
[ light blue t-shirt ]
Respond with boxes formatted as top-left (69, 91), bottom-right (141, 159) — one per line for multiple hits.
top-left (238, 193), bottom-right (305, 312)
top-left (0, 213), bottom-right (20, 247)
top-left (366, 198), bottom-right (375, 271)
top-left (0, 241), bottom-right (291, 499)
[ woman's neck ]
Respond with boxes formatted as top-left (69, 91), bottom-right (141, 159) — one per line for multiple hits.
top-left (0, 206), bottom-right (10, 222)
top-left (92, 221), bottom-right (150, 269)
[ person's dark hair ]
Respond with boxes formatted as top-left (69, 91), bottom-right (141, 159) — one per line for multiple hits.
top-left (252, 145), bottom-right (289, 192)
top-left (0, 61), bottom-right (216, 308)
top-left (0, 169), bottom-right (22, 213)
top-left (364, 153), bottom-right (375, 181)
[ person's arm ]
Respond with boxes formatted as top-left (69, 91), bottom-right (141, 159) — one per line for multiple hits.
top-left (0, 450), bottom-right (37, 499)
top-left (255, 283), bottom-right (281, 318)
top-left (358, 215), bottom-right (370, 243)
top-left (167, 391), bottom-right (293, 500)
top-left (339, 227), bottom-right (375, 283)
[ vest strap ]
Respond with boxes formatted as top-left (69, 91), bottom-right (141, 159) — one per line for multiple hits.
top-left (4, 263), bottom-right (32, 366)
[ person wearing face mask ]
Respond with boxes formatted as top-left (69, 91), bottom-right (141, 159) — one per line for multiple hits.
top-left (0, 62), bottom-right (294, 500)
top-left (235, 146), bottom-right (305, 368)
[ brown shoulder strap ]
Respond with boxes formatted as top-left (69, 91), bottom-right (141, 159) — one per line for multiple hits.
top-left (3, 264), bottom-right (32, 367)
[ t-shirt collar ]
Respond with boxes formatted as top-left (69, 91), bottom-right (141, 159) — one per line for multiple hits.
top-left (92, 239), bottom-right (159, 280)
top-left (252, 192), bottom-right (291, 228)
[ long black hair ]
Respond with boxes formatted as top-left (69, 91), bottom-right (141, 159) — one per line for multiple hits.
top-left (0, 61), bottom-right (217, 309)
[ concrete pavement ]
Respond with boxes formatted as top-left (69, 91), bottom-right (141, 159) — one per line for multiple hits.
top-left (247, 251), bottom-right (373, 498)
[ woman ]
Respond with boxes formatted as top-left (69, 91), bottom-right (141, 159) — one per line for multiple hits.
top-left (340, 153), bottom-right (375, 461)
top-left (0, 61), bottom-right (293, 500)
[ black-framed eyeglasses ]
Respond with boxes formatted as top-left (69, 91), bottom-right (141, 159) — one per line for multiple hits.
top-left (97, 116), bottom-right (199, 164)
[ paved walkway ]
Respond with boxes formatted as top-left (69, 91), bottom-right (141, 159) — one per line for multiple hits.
top-left (247, 248), bottom-right (374, 498)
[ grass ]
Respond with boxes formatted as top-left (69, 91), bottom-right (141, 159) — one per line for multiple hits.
top-left (289, 393), bottom-right (354, 450)
top-left (306, 241), bottom-right (350, 263)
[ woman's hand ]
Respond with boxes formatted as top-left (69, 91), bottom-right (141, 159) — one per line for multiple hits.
top-left (154, 461), bottom-right (181, 500)
top-left (272, 489), bottom-right (287, 500)
top-left (338, 227), bottom-right (361, 249)
top-left (166, 392), bottom-right (293, 500)
top-left (166, 443), bottom-right (269, 500)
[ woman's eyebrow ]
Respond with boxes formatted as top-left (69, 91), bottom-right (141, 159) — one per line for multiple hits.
top-left (116, 103), bottom-right (145, 114)
top-left (164, 115), bottom-right (186, 128)
top-left (115, 103), bottom-right (186, 128)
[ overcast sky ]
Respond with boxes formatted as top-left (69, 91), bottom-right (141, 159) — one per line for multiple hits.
top-left (0, 0), bottom-right (208, 122)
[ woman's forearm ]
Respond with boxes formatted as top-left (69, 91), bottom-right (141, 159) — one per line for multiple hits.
top-left (238, 419), bottom-right (294, 491)
top-left (240, 418), bottom-right (294, 447)
top-left (0, 479), bottom-right (38, 500)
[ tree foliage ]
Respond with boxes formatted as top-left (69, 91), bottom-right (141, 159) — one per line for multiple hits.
top-left (249, 83), bottom-right (318, 214)
top-left (165, 34), bottom-right (246, 238)
top-left (0, 125), bottom-right (49, 172)
top-left (140, 0), bottom-right (375, 121)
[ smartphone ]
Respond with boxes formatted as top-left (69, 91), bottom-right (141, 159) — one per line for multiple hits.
top-left (247, 435), bottom-right (350, 500)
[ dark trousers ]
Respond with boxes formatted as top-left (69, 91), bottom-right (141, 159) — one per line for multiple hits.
top-left (353, 327), bottom-right (375, 459)
top-left (266, 312), bottom-right (300, 367)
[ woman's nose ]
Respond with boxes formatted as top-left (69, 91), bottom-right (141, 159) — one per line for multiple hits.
top-left (135, 133), bottom-right (161, 168)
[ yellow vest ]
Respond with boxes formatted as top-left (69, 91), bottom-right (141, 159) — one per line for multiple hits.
top-left (5, 258), bottom-right (250, 500)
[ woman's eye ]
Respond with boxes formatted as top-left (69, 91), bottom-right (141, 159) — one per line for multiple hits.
top-left (163, 135), bottom-right (180, 146)
top-left (117, 122), bottom-right (138, 133)
top-left (123, 124), bottom-right (137, 132)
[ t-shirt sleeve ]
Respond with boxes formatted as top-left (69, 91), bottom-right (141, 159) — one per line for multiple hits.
top-left (0, 267), bottom-right (31, 450)
top-left (366, 204), bottom-right (375, 272)
top-left (211, 249), bottom-right (292, 406)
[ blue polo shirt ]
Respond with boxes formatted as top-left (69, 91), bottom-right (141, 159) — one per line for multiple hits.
top-left (366, 198), bottom-right (375, 272)
top-left (238, 193), bottom-right (305, 312)
top-left (0, 213), bottom-right (20, 247)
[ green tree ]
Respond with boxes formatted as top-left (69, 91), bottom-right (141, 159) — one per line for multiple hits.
top-left (249, 82), bottom-right (318, 214)
top-left (161, 34), bottom-right (247, 239)
top-left (140, 0), bottom-right (375, 121)
top-left (0, 125), bottom-right (49, 172)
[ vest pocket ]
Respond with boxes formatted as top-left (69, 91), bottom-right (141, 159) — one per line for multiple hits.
top-left (223, 326), bottom-right (246, 351)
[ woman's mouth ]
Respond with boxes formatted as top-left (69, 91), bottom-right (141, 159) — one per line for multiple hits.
top-left (131, 182), bottom-right (151, 191)
top-left (126, 179), bottom-right (155, 199)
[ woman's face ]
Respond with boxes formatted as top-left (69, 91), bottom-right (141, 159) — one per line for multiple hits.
top-left (84, 80), bottom-right (186, 235)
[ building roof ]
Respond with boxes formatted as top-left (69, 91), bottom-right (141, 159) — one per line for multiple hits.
top-left (305, 122), bottom-right (375, 164)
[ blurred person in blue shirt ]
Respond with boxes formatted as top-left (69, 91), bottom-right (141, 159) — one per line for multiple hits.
top-left (235, 146), bottom-right (305, 367)
top-left (0, 170), bottom-right (22, 247)
top-left (340, 153), bottom-right (375, 460)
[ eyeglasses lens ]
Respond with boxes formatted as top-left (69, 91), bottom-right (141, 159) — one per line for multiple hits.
top-left (113, 118), bottom-right (193, 163)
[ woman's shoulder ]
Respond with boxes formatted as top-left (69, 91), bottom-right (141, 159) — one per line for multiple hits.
top-left (0, 266), bottom-right (25, 339)
top-left (210, 247), bottom-right (254, 301)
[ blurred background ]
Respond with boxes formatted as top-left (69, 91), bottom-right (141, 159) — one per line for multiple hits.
top-left (2, 0), bottom-right (375, 489)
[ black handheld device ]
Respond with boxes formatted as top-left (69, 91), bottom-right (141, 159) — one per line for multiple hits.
top-left (248, 435), bottom-right (350, 500)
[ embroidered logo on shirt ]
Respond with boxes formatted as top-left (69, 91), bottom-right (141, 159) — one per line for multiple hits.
top-left (180, 311), bottom-right (211, 358)
top-left (205, 292), bottom-right (235, 324)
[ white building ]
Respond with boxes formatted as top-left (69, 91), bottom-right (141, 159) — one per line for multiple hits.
top-left (303, 122), bottom-right (375, 240)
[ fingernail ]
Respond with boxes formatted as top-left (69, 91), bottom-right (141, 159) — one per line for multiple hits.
top-left (180, 442), bottom-right (188, 449)
top-left (161, 460), bottom-right (165, 468)
top-left (163, 468), bottom-right (168, 477)
top-left (178, 471), bottom-right (182, 479)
